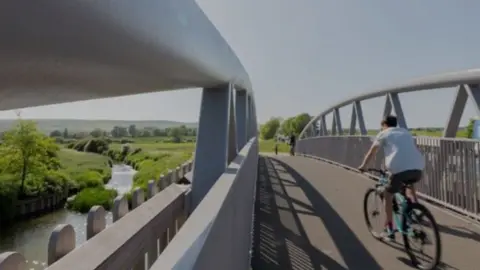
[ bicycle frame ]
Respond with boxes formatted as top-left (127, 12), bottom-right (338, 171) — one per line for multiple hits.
top-left (377, 175), bottom-right (414, 235)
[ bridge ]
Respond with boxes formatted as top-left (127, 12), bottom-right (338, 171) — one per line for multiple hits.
top-left (0, 1), bottom-right (479, 270)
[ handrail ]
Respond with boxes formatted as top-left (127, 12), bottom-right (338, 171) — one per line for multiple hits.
top-left (0, 0), bottom-right (252, 110)
top-left (299, 69), bottom-right (480, 138)
top-left (46, 184), bottom-right (186, 270)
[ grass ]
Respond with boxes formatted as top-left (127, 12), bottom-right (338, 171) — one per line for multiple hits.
top-left (112, 139), bottom-right (194, 194)
top-left (258, 140), bottom-right (290, 153)
top-left (66, 187), bottom-right (117, 213)
top-left (113, 142), bottom-right (195, 153)
top-left (58, 148), bottom-right (111, 172)
top-left (57, 148), bottom-right (112, 194)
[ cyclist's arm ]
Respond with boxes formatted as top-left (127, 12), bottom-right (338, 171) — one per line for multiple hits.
top-left (360, 132), bottom-right (385, 167)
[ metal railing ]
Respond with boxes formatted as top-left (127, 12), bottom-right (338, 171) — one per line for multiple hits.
top-left (296, 136), bottom-right (480, 220)
top-left (297, 69), bottom-right (480, 221)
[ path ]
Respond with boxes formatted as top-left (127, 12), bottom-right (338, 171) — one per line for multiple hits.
top-left (251, 156), bottom-right (480, 270)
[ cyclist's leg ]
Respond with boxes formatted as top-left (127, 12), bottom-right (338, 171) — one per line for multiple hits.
top-left (383, 173), bottom-right (403, 239)
top-left (407, 184), bottom-right (418, 203)
top-left (404, 170), bottom-right (423, 203)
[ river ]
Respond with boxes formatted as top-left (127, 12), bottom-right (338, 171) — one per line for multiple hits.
top-left (0, 164), bottom-right (136, 269)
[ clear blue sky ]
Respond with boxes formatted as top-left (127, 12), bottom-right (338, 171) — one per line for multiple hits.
top-left (1, 0), bottom-right (480, 129)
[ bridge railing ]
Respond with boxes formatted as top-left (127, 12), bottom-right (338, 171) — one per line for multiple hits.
top-left (0, 161), bottom-right (192, 270)
top-left (152, 137), bottom-right (258, 270)
top-left (297, 70), bottom-right (480, 222)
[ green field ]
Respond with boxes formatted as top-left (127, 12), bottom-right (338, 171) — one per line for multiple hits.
top-left (58, 148), bottom-right (111, 173)
top-left (61, 138), bottom-right (194, 212)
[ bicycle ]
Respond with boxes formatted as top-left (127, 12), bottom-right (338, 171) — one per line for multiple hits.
top-left (362, 168), bottom-right (442, 270)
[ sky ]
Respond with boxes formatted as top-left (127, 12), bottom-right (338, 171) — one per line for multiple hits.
top-left (2, 0), bottom-right (480, 129)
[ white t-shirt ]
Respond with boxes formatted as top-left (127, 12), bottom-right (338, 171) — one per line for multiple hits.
top-left (373, 127), bottom-right (425, 174)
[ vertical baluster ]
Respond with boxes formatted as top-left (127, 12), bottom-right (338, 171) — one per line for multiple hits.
top-left (147, 180), bottom-right (158, 267)
top-left (112, 195), bottom-right (129, 222)
top-left (48, 224), bottom-right (76, 265)
top-left (0, 252), bottom-right (27, 270)
top-left (86, 206), bottom-right (106, 240)
top-left (131, 188), bottom-right (146, 270)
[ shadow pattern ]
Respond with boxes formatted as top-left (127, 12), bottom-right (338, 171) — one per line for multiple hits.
top-left (251, 157), bottom-right (382, 270)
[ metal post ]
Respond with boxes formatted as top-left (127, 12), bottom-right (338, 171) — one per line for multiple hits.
top-left (354, 100), bottom-right (367, 135)
top-left (320, 115), bottom-right (327, 136)
top-left (333, 108), bottom-right (343, 135)
top-left (191, 84), bottom-right (235, 210)
top-left (331, 113), bottom-right (337, 135)
top-left (465, 84), bottom-right (480, 114)
top-left (443, 85), bottom-right (468, 137)
top-left (227, 88), bottom-right (238, 164)
top-left (389, 93), bottom-right (408, 129)
top-left (382, 94), bottom-right (392, 118)
top-left (235, 89), bottom-right (248, 150)
top-left (349, 103), bottom-right (357, 135)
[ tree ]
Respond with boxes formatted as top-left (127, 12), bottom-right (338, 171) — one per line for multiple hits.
top-left (279, 113), bottom-right (312, 136)
top-left (63, 128), bottom-right (69, 138)
top-left (50, 130), bottom-right (62, 137)
top-left (293, 113), bottom-right (311, 135)
top-left (178, 125), bottom-right (188, 136)
top-left (128, 124), bottom-right (137, 137)
top-left (90, 128), bottom-right (103, 138)
top-left (1, 120), bottom-right (59, 197)
top-left (111, 126), bottom-right (128, 138)
top-left (260, 117), bottom-right (281, 140)
top-left (466, 118), bottom-right (475, 138)
top-left (153, 128), bottom-right (164, 137)
top-left (280, 117), bottom-right (295, 136)
top-left (168, 127), bottom-right (182, 143)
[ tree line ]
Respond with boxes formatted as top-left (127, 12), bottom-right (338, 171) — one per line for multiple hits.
top-left (49, 125), bottom-right (197, 142)
top-left (260, 115), bottom-right (477, 140)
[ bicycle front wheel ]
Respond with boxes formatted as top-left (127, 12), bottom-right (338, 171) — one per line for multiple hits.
top-left (402, 203), bottom-right (442, 270)
top-left (363, 187), bottom-right (385, 240)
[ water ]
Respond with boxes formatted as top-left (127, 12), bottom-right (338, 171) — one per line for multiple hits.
top-left (0, 164), bottom-right (136, 269)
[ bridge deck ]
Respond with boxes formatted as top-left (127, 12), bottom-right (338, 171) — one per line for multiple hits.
top-left (251, 156), bottom-right (480, 270)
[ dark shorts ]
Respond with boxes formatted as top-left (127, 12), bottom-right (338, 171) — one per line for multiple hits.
top-left (386, 169), bottom-right (423, 194)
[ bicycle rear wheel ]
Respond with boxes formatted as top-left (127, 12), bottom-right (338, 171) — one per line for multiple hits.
top-left (363, 187), bottom-right (385, 239)
top-left (402, 203), bottom-right (442, 270)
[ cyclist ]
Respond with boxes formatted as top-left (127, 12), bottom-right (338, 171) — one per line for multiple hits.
top-left (358, 115), bottom-right (425, 241)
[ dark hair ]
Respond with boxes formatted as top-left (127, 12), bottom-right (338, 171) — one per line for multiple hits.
top-left (381, 115), bottom-right (397, 127)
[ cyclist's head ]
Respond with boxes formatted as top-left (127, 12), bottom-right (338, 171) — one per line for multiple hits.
top-left (381, 115), bottom-right (397, 129)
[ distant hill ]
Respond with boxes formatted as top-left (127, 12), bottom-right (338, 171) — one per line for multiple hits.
top-left (0, 119), bottom-right (198, 134)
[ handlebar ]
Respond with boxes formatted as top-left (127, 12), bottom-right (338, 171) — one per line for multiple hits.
top-left (360, 168), bottom-right (388, 177)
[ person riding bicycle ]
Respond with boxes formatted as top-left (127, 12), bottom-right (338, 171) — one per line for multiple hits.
top-left (358, 115), bottom-right (425, 241)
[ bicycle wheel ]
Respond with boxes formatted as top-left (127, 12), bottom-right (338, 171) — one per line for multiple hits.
top-left (363, 187), bottom-right (385, 239)
top-left (402, 203), bottom-right (442, 270)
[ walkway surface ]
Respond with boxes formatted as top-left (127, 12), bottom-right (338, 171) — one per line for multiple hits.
top-left (251, 155), bottom-right (480, 270)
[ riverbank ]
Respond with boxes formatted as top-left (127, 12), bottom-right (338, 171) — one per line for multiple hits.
top-left (0, 164), bottom-right (135, 270)
top-left (0, 147), bottom-right (112, 227)
top-left (108, 139), bottom-right (194, 194)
